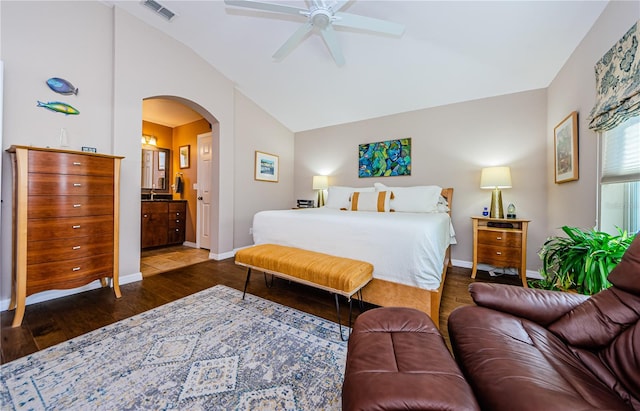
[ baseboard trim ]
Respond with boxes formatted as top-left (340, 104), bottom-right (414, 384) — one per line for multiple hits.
top-left (0, 272), bottom-right (143, 312)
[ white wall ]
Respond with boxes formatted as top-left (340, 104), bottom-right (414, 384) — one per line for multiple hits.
top-left (0, 1), bottom-right (294, 305)
top-left (546, 1), bottom-right (640, 235)
top-left (1, 1), bottom-right (116, 301)
top-left (295, 89), bottom-right (548, 271)
top-left (234, 93), bottom-right (294, 248)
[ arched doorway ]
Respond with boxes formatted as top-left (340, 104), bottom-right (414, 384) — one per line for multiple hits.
top-left (140, 96), bottom-right (219, 276)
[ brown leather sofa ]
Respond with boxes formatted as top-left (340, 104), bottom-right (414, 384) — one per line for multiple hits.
top-left (448, 234), bottom-right (640, 411)
top-left (342, 306), bottom-right (480, 410)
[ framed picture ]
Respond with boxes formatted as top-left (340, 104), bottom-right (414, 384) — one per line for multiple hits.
top-left (358, 138), bottom-right (411, 178)
top-left (179, 145), bottom-right (190, 169)
top-left (255, 151), bottom-right (279, 182)
top-left (554, 112), bottom-right (579, 183)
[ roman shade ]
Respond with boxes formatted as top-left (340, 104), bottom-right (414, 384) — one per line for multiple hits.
top-left (588, 20), bottom-right (640, 132)
top-left (601, 116), bottom-right (640, 184)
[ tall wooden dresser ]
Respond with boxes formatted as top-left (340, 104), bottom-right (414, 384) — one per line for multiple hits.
top-left (7, 146), bottom-right (124, 327)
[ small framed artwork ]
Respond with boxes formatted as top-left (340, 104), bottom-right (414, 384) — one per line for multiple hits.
top-left (554, 111), bottom-right (579, 183)
top-left (255, 151), bottom-right (279, 182)
top-left (179, 145), bottom-right (190, 169)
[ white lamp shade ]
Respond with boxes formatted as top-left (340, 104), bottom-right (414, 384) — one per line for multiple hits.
top-left (480, 166), bottom-right (512, 189)
top-left (312, 175), bottom-right (329, 190)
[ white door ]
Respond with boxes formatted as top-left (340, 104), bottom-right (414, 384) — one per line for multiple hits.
top-left (197, 132), bottom-right (213, 250)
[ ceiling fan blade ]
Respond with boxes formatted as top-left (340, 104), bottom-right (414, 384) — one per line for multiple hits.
top-left (333, 12), bottom-right (405, 36)
top-left (224, 0), bottom-right (307, 16)
top-left (273, 21), bottom-right (314, 61)
top-left (320, 25), bottom-right (345, 66)
top-left (330, 1), bottom-right (349, 13)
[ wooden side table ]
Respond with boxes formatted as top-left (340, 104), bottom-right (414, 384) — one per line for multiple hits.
top-left (471, 216), bottom-right (530, 287)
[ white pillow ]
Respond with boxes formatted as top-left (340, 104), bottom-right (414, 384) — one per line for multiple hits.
top-left (326, 186), bottom-right (374, 209)
top-left (351, 191), bottom-right (391, 212)
top-left (374, 183), bottom-right (442, 212)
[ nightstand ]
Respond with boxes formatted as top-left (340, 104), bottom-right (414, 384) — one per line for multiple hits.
top-left (471, 216), bottom-right (530, 287)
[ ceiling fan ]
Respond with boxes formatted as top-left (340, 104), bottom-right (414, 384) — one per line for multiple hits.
top-left (224, 0), bottom-right (405, 66)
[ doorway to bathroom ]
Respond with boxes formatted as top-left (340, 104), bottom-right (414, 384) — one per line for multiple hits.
top-left (141, 97), bottom-right (217, 275)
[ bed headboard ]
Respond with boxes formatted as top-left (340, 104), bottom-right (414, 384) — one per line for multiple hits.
top-left (441, 187), bottom-right (454, 217)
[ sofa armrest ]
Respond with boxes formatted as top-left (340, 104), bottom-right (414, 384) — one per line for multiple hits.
top-left (469, 283), bottom-right (590, 326)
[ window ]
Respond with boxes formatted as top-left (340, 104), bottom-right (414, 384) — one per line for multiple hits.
top-left (599, 115), bottom-right (640, 235)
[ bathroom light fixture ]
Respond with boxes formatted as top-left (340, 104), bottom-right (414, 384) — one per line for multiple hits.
top-left (480, 166), bottom-right (512, 218)
top-left (141, 135), bottom-right (157, 146)
top-left (312, 175), bottom-right (329, 207)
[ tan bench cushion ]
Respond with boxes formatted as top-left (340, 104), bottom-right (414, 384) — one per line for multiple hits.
top-left (235, 244), bottom-right (373, 297)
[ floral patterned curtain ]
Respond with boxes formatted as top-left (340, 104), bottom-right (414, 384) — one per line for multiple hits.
top-left (588, 20), bottom-right (640, 132)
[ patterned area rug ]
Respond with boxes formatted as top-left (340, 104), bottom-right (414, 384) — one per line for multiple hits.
top-left (0, 285), bottom-right (347, 410)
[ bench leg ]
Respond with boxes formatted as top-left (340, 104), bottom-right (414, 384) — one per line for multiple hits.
top-left (356, 289), bottom-right (365, 311)
top-left (263, 273), bottom-right (274, 288)
top-left (242, 268), bottom-right (252, 300)
top-left (334, 294), bottom-right (354, 342)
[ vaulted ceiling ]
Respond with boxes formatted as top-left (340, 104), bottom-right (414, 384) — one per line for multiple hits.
top-left (116, 1), bottom-right (609, 132)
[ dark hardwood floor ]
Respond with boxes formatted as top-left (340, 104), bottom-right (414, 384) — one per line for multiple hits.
top-left (1, 259), bottom-right (520, 364)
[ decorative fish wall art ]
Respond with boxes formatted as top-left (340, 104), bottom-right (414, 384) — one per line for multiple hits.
top-left (37, 101), bottom-right (80, 115)
top-left (46, 77), bottom-right (78, 95)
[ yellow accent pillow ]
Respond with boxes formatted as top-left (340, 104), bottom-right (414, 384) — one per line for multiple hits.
top-left (351, 191), bottom-right (391, 212)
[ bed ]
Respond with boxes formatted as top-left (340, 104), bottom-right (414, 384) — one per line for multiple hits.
top-left (251, 184), bottom-right (455, 327)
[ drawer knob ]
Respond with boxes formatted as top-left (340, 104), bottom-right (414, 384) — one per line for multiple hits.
top-left (73, 204), bottom-right (82, 208)
top-left (72, 162), bottom-right (82, 166)
top-left (72, 225), bottom-right (81, 229)
top-left (176, 212), bottom-right (180, 216)
top-left (176, 219), bottom-right (180, 223)
top-left (496, 251), bottom-right (502, 255)
top-left (496, 236), bottom-right (502, 240)
top-left (175, 228), bottom-right (180, 232)
top-left (73, 183), bottom-right (82, 187)
top-left (72, 246), bottom-right (81, 250)
top-left (72, 267), bottom-right (81, 271)
top-left (143, 214), bottom-right (148, 218)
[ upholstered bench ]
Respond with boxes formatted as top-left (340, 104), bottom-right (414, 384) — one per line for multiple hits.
top-left (342, 307), bottom-right (480, 411)
top-left (235, 244), bottom-right (373, 340)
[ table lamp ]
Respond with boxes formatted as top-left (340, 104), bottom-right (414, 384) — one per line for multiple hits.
top-left (312, 175), bottom-right (329, 207)
top-left (480, 166), bottom-right (512, 218)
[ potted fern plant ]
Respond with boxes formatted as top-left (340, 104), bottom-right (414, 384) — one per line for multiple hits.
top-left (535, 226), bottom-right (636, 295)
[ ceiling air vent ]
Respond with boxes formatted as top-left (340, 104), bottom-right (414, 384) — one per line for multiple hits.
top-left (141, 0), bottom-right (176, 21)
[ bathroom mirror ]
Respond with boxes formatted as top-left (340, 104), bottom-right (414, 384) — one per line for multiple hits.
top-left (141, 147), bottom-right (170, 192)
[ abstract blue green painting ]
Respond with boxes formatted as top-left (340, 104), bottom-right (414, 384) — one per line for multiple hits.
top-left (358, 138), bottom-right (411, 177)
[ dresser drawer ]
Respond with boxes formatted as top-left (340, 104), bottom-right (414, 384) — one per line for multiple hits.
top-left (28, 174), bottom-right (114, 196)
top-left (169, 202), bottom-right (186, 213)
top-left (28, 215), bottom-right (114, 241)
top-left (27, 234), bottom-right (113, 265)
top-left (477, 244), bottom-right (521, 267)
top-left (29, 151), bottom-right (114, 177)
top-left (169, 217), bottom-right (185, 229)
top-left (168, 228), bottom-right (185, 244)
top-left (26, 254), bottom-right (114, 295)
top-left (477, 229), bottom-right (521, 248)
top-left (28, 195), bottom-right (113, 218)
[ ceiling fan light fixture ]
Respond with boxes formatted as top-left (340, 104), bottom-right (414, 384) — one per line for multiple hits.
top-left (310, 10), bottom-right (331, 29)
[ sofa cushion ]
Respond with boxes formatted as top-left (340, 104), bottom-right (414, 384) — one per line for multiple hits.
top-left (448, 305), bottom-right (633, 411)
top-left (548, 287), bottom-right (640, 348)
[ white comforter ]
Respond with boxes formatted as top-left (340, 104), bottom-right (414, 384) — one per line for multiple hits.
top-left (252, 208), bottom-right (456, 290)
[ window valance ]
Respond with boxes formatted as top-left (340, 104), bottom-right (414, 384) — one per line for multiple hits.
top-left (588, 20), bottom-right (640, 132)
